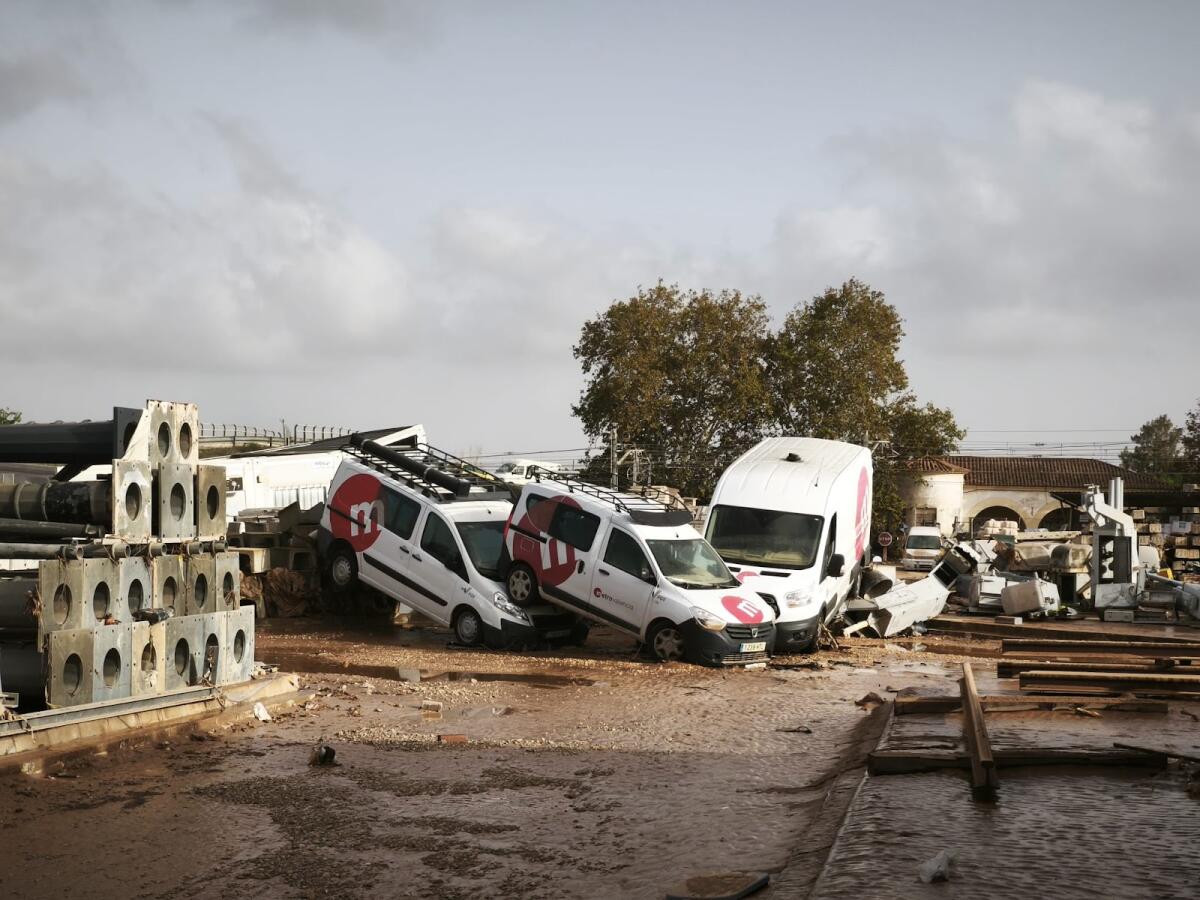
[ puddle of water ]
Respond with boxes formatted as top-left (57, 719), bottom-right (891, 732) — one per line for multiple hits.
top-left (258, 650), bottom-right (593, 689)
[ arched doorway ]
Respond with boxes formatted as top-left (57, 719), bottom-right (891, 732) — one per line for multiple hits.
top-left (970, 505), bottom-right (1025, 533)
top-left (1038, 507), bottom-right (1076, 531)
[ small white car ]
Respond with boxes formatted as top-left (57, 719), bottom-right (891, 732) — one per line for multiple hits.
top-left (901, 526), bottom-right (945, 572)
top-left (501, 477), bottom-right (776, 666)
top-left (316, 440), bottom-right (583, 648)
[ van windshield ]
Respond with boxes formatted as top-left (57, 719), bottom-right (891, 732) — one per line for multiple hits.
top-left (706, 505), bottom-right (823, 570)
top-left (906, 535), bottom-right (942, 550)
top-left (645, 539), bottom-right (739, 590)
top-left (455, 520), bottom-right (506, 579)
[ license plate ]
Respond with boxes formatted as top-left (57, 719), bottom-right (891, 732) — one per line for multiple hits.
top-left (739, 641), bottom-right (767, 653)
top-left (545, 630), bottom-right (571, 639)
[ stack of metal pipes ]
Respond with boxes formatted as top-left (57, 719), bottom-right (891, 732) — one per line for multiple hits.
top-left (0, 400), bottom-right (254, 710)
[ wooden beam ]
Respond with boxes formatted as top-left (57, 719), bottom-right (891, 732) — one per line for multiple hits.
top-left (1002, 639), bottom-right (1200, 658)
top-left (894, 693), bottom-right (1168, 715)
top-left (868, 747), bottom-right (1169, 775)
top-left (998, 659), bottom-right (1174, 678)
top-left (1019, 670), bottom-right (1200, 692)
top-left (960, 662), bottom-right (998, 798)
top-left (1113, 742), bottom-right (1200, 764)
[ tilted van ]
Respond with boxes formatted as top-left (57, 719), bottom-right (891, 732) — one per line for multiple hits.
top-left (317, 437), bottom-right (583, 648)
top-left (501, 476), bottom-right (776, 666)
top-left (703, 437), bottom-right (873, 652)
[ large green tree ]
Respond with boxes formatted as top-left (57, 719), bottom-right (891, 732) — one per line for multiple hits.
top-left (573, 283), bottom-right (773, 496)
top-left (1120, 413), bottom-right (1183, 484)
top-left (0, 408), bottom-right (20, 425)
top-left (1182, 398), bottom-right (1200, 482)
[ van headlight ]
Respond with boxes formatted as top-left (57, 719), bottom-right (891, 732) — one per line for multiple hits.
top-left (492, 591), bottom-right (531, 623)
top-left (784, 589), bottom-right (813, 609)
top-left (691, 606), bottom-right (726, 632)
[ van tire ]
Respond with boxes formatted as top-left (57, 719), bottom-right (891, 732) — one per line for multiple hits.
top-left (454, 608), bottom-right (484, 647)
top-left (645, 620), bottom-right (686, 662)
top-left (326, 543), bottom-right (358, 594)
top-left (506, 564), bottom-right (540, 607)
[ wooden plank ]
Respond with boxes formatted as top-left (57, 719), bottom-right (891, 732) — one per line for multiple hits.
top-left (1113, 742), bottom-right (1200, 764)
top-left (960, 662), bottom-right (997, 797)
top-left (1020, 670), bottom-right (1200, 689)
top-left (895, 693), bottom-right (1168, 715)
top-left (1002, 639), bottom-right (1200, 658)
top-left (868, 748), bottom-right (1169, 775)
top-left (998, 659), bottom-right (1173, 678)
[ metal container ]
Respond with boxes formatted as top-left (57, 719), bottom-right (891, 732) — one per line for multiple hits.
top-left (184, 553), bottom-right (217, 616)
top-left (147, 401), bottom-right (199, 467)
top-left (38, 557), bottom-right (118, 632)
top-left (194, 465), bottom-right (227, 541)
top-left (198, 612), bottom-right (224, 685)
top-left (151, 554), bottom-right (185, 616)
top-left (130, 620), bottom-right (166, 696)
top-left (164, 614), bottom-right (202, 690)
top-left (220, 605), bottom-right (255, 685)
top-left (155, 463), bottom-right (196, 542)
top-left (91, 621), bottom-right (132, 703)
top-left (214, 551), bottom-right (240, 612)
top-left (119, 556), bottom-right (152, 617)
top-left (46, 628), bottom-right (94, 707)
top-left (111, 459), bottom-right (153, 542)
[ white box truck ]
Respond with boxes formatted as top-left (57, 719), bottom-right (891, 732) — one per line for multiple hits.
top-left (703, 437), bottom-right (873, 652)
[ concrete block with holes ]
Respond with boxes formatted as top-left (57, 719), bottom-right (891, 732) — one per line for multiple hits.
top-left (91, 621), bottom-right (132, 703)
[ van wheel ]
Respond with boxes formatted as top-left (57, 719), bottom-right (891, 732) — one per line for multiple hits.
top-left (645, 621), bottom-right (686, 662)
top-left (454, 608), bottom-right (484, 646)
top-left (326, 544), bottom-right (358, 594)
top-left (506, 564), bottom-right (539, 607)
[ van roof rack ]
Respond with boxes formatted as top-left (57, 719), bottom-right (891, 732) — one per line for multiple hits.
top-left (343, 437), bottom-right (515, 504)
top-left (527, 468), bottom-right (694, 526)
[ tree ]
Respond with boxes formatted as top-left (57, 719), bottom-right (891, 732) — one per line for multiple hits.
top-left (0, 408), bottom-right (19, 425)
top-left (1120, 414), bottom-right (1183, 484)
top-left (573, 282), bottom-right (773, 496)
top-left (1182, 398), bottom-right (1200, 480)
top-left (872, 398), bottom-right (965, 533)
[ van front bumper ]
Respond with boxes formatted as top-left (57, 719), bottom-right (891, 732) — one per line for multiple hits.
top-left (772, 614), bottom-right (820, 652)
top-left (680, 620), bottom-right (774, 667)
top-left (484, 614), bottom-right (579, 649)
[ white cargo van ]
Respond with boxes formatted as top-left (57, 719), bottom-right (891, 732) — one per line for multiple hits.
top-left (501, 476), bottom-right (776, 666)
top-left (316, 437), bottom-right (583, 648)
top-left (900, 525), bottom-right (944, 571)
top-left (703, 437), bottom-right (873, 652)
top-left (493, 458), bottom-right (564, 485)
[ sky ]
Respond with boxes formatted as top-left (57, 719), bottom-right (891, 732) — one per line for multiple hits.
top-left (2, 0), bottom-right (1199, 464)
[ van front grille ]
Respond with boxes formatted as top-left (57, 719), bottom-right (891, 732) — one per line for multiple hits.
top-left (725, 623), bottom-right (774, 641)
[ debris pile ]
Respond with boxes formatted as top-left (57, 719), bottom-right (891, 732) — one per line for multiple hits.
top-left (0, 400), bottom-right (254, 710)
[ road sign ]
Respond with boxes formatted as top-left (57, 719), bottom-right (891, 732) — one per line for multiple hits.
top-left (877, 531), bottom-right (893, 547)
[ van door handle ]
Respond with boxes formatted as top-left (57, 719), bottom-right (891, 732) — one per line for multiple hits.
top-left (576, 560), bottom-right (585, 574)
top-left (598, 568), bottom-right (609, 576)
top-left (399, 546), bottom-right (410, 554)
top-left (412, 553), bottom-right (423, 562)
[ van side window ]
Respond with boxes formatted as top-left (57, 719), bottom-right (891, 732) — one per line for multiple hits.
top-left (381, 486), bottom-right (420, 539)
top-left (420, 514), bottom-right (465, 580)
top-left (821, 513), bottom-right (838, 581)
top-left (604, 529), bottom-right (652, 580)
top-left (549, 504), bottom-right (601, 551)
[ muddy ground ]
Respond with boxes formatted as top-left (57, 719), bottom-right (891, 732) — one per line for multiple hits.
top-left (1, 618), bottom-right (1198, 899)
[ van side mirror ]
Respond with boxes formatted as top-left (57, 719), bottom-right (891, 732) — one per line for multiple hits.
top-left (639, 564), bottom-right (655, 584)
top-left (827, 553), bottom-right (845, 578)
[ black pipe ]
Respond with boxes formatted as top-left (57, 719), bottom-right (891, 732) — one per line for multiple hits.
top-left (352, 436), bottom-right (471, 498)
top-left (0, 517), bottom-right (100, 540)
top-left (0, 481), bottom-right (111, 526)
top-left (0, 541), bottom-right (129, 560)
top-left (0, 407), bottom-right (143, 465)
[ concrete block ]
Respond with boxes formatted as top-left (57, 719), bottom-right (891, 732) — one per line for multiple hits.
top-left (1000, 579), bottom-right (1056, 615)
top-left (164, 614), bottom-right (202, 691)
top-left (220, 605), bottom-right (255, 685)
top-left (131, 620), bottom-right (166, 696)
top-left (184, 554), bottom-right (217, 616)
top-left (194, 464), bottom-right (227, 541)
top-left (1102, 608), bottom-right (1136, 623)
top-left (111, 459), bottom-right (153, 542)
top-left (118, 556), bottom-right (151, 618)
top-left (91, 621), bottom-right (132, 703)
top-left (214, 551), bottom-right (240, 612)
top-left (152, 554), bottom-right (185, 616)
top-left (46, 628), bottom-right (94, 708)
top-left (155, 463), bottom-right (196, 542)
top-left (39, 558), bottom-right (119, 632)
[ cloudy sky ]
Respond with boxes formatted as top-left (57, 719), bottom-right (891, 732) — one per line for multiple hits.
top-left (2, 1), bottom-right (1198, 462)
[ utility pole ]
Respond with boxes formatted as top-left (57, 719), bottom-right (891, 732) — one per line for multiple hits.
top-left (610, 425), bottom-right (618, 488)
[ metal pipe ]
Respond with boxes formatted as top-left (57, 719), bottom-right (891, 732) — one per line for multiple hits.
top-left (0, 407), bottom-right (143, 465)
top-left (0, 480), bottom-right (111, 526)
top-left (0, 517), bottom-right (99, 540)
top-left (0, 541), bottom-right (129, 561)
top-left (354, 436), bottom-right (471, 497)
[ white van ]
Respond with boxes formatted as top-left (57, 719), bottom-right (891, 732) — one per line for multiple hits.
top-left (703, 437), bottom-right (873, 652)
top-left (501, 477), bottom-right (776, 666)
top-left (900, 525), bottom-right (944, 571)
top-left (316, 438), bottom-right (583, 648)
top-left (492, 458), bottom-right (563, 485)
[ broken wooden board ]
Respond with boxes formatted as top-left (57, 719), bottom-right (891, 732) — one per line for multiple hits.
top-left (960, 662), bottom-right (998, 798)
top-left (998, 659), bottom-right (1178, 678)
top-left (868, 747), bottom-right (1169, 775)
top-left (894, 693), bottom-right (1168, 715)
top-left (1001, 639), bottom-right (1200, 658)
top-left (1019, 670), bottom-right (1200, 694)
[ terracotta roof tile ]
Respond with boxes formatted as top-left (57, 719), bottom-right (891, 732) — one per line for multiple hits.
top-left (901, 456), bottom-right (968, 474)
top-left (939, 455), bottom-right (1168, 491)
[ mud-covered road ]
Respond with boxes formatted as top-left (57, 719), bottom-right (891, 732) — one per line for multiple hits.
top-left (1, 618), bottom-right (1197, 899)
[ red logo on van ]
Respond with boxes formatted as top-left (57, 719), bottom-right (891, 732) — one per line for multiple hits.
top-left (854, 467), bottom-right (870, 560)
top-left (513, 495), bottom-right (582, 588)
top-left (329, 473), bottom-right (385, 552)
top-left (721, 595), bottom-right (764, 624)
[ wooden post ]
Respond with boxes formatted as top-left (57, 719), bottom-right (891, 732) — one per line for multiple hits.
top-left (960, 661), bottom-right (998, 799)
